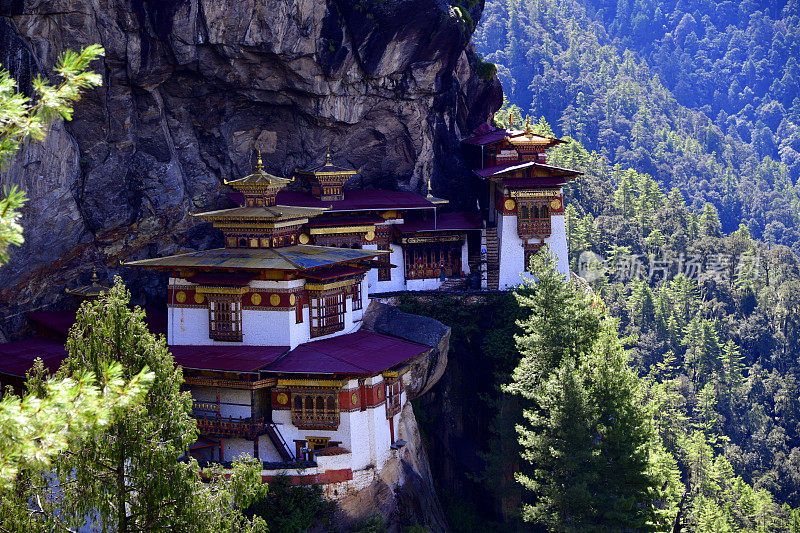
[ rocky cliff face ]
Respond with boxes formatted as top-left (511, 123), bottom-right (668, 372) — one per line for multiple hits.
top-left (0, 0), bottom-right (502, 334)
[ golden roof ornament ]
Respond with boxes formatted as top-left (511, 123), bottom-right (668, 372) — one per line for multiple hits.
top-left (255, 151), bottom-right (265, 173)
top-left (66, 267), bottom-right (109, 300)
top-left (508, 114), bottom-right (514, 129)
top-left (525, 116), bottom-right (532, 137)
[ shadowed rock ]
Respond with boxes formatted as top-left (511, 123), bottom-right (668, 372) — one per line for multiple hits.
top-left (0, 0), bottom-right (502, 335)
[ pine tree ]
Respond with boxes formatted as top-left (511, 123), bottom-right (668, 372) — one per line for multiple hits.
top-left (508, 251), bottom-right (674, 531)
top-left (14, 279), bottom-right (267, 532)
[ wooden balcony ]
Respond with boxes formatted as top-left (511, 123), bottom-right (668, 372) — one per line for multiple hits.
top-left (518, 217), bottom-right (551, 238)
top-left (291, 410), bottom-right (340, 430)
top-left (193, 407), bottom-right (267, 439)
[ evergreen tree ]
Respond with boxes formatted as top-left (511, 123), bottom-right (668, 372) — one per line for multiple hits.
top-left (8, 280), bottom-right (267, 532)
top-left (509, 251), bottom-right (675, 531)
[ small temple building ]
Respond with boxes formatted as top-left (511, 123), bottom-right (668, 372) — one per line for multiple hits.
top-left (0, 119), bottom-right (581, 494)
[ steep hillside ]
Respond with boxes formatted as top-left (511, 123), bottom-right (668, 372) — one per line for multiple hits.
top-left (0, 0), bottom-right (501, 335)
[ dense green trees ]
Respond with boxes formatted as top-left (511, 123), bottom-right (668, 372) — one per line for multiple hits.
top-left (473, 0), bottom-right (800, 251)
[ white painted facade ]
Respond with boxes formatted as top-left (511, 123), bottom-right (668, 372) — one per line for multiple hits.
top-left (200, 375), bottom-right (405, 475)
top-left (167, 277), bottom-right (368, 349)
top-left (495, 186), bottom-right (570, 290)
top-left (366, 240), bottom-right (472, 294)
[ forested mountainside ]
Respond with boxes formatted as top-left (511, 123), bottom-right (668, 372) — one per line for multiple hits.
top-left (472, 0), bottom-right (800, 251)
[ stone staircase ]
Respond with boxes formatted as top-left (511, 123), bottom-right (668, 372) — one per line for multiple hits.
top-left (485, 227), bottom-right (500, 290)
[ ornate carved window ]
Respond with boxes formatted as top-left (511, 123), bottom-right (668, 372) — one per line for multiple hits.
top-left (351, 281), bottom-right (363, 311)
top-left (404, 243), bottom-right (462, 280)
top-left (291, 390), bottom-right (339, 429)
top-left (378, 242), bottom-right (392, 281)
top-left (385, 378), bottom-right (401, 419)
top-left (208, 294), bottom-right (243, 341)
top-left (517, 200), bottom-right (552, 238)
top-left (309, 289), bottom-right (346, 338)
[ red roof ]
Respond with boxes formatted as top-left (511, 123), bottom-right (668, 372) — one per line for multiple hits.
top-left (302, 266), bottom-right (366, 281)
top-left (169, 345), bottom-right (289, 372)
top-left (264, 330), bottom-right (431, 375)
top-left (0, 338), bottom-right (67, 377)
top-left (503, 178), bottom-right (568, 188)
top-left (304, 214), bottom-right (384, 228)
top-left (473, 161), bottom-right (535, 178)
top-left (396, 212), bottom-right (483, 234)
top-left (474, 161), bottom-right (582, 180)
top-left (27, 307), bottom-right (167, 337)
top-left (462, 126), bottom-right (511, 145)
top-left (274, 190), bottom-right (435, 212)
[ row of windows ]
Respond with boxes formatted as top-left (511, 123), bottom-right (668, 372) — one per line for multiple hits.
top-left (204, 283), bottom-right (364, 341)
top-left (291, 392), bottom-right (339, 429)
top-left (518, 202), bottom-right (550, 221)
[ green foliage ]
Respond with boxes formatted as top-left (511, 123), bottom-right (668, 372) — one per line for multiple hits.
top-left (0, 45), bottom-right (103, 266)
top-left (349, 514), bottom-right (387, 533)
top-left (244, 474), bottom-right (333, 532)
top-left (0, 44), bottom-right (104, 167)
top-left (0, 186), bottom-right (27, 266)
top-left (0, 359), bottom-right (153, 490)
top-left (1, 279), bottom-right (267, 532)
top-left (508, 250), bottom-right (677, 531)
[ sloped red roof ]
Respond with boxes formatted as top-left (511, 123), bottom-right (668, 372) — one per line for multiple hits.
top-left (302, 266), bottom-right (366, 281)
top-left (473, 161), bottom-right (536, 178)
top-left (503, 177), bottom-right (568, 188)
top-left (27, 307), bottom-right (168, 338)
top-left (264, 330), bottom-right (431, 375)
top-left (169, 345), bottom-right (288, 372)
top-left (396, 212), bottom-right (483, 234)
top-left (274, 190), bottom-right (435, 212)
top-left (304, 215), bottom-right (384, 228)
top-left (0, 338), bottom-right (67, 377)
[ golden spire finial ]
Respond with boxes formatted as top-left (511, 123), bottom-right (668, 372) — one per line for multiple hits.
top-left (508, 114), bottom-right (514, 128)
top-left (255, 151), bottom-right (264, 173)
top-left (325, 152), bottom-right (332, 166)
top-left (91, 268), bottom-right (98, 284)
top-left (525, 116), bottom-right (532, 136)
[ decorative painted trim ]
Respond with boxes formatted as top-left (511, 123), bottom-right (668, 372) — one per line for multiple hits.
top-left (309, 225), bottom-right (375, 235)
top-left (278, 379), bottom-right (345, 388)
top-left (399, 234), bottom-right (464, 244)
top-left (184, 376), bottom-right (276, 389)
top-left (196, 286), bottom-right (250, 295)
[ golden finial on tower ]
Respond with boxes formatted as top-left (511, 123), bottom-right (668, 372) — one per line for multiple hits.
top-left (255, 151), bottom-right (264, 173)
top-left (525, 116), bottom-right (532, 136)
top-left (325, 152), bottom-right (332, 166)
top-left (91, 267), bottom-right (99, 284)
top-left (508, 114), bottom-right (514, 128)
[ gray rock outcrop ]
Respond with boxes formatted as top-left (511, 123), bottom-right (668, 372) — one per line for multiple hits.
top-left (0, 0), bottom-right (502, 334)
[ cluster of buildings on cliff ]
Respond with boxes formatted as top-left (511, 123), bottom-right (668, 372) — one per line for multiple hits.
top-left (0, 120), bottom-right (580, 495)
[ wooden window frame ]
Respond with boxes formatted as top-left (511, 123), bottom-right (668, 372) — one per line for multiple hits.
top-left (208, 294), bottom-right (243, 342)
top-left (385, 379), bottom-right (402, 419)
top-left (309, 289), bottom-right (346, 338)
top-left (290, 390), bottom-right (340, 430)
top-left (378, 242), bottom-right (392, 281)
top-left (517, 199), bottom-right (552, 237)
top-left (351, 281), bottom-right (363, 311)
